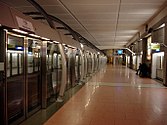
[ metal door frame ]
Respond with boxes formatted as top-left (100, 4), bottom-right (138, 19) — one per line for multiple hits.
top-left (5, 31), bottom-right (26, 125)
top-left (25, 37), bottom-right (42, 117)
top-left (5, 31), bottom-right (43, 124)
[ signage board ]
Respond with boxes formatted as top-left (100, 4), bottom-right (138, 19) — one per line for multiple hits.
top-left (16, 16), bottom-right (35, 32)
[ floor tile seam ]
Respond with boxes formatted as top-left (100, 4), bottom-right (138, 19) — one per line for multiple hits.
top-left (87, 82), bottom-right (166, 88)
top-left (88, 84), bottom-right (167, 89)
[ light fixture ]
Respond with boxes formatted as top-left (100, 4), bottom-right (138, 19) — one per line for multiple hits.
top-left (12, 29), bottom-right (28, 34)
top-left (80, 43), bottom-right (84, 48)
top-left (41, 37), bottom-right (50, 41)
top-left (53, 41), bottom-right (59, 44)
top-left (15, 46), bottom-right (23, 50)
top-left (159, 23), bottom-right (165, 29)
top-left (29, 34), bottom-right (40, 38)
top-left (48, 41), bottom-right (53, 43)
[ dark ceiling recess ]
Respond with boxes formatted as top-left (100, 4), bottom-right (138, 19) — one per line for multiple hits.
top-left (56, 27), bottom-right (68, 30)
top-left (32, 17), bottom-right (45, 20)
top-left (26, 0), bottom-right (54, 29)
top-left (23, 11), bottom-right (41, 15)
top-left (25, 0), bottom-right (103, 53)
top-left (64, 33), bottom-right (72, 35)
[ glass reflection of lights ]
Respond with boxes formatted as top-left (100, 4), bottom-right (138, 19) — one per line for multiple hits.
top-left (28, 52), bottom-right (33, 55)
top-left (7, 50), bottom-right (23, 53)
top-left (84, 99), bottom-right (90, 108)
top-left (12, 29), bottom-right (28, 34)
top-left (80, 43), bottom-right (84, 48)
top-left (15, 46), bottom-right (23, 50)
top-left (29, 34), bottom-right (40, 38)
top-left (41, 37), bottom-right (50, 41)
top-left (53, 41), bottom-right (59, 44)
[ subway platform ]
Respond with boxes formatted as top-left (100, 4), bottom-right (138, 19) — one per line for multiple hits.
top-left (38, 64), bottom-right (167, 125)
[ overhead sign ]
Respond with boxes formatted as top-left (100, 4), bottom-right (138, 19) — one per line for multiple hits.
top-left (16, 16), bottom-right (35, 32)
top-left (151, 43), bottom-right (160, 50)
top-left (117, 50), bottom-right (123, 55)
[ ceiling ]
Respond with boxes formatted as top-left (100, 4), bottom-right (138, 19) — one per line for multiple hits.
top-left (1, 0), bottom-right (167, 50)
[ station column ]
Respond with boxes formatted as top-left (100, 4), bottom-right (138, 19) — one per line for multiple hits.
top-left (164, 19), bottom-right (167, 86)
top-left (0, 28), bottom-right (6, 125)
top-left (142, 38), bottom-right (147, 64)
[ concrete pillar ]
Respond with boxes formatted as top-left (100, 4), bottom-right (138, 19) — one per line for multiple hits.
top-left (129, 47), bottom-right (133, 69)
top-left (0, 28), bottom-right (6, 125)
top-left (164, 50), bottom-right (167, 86)
top-left (142, 38), bottom-right (147, 64)
top-left (163, 19), bottom-right (167, 86)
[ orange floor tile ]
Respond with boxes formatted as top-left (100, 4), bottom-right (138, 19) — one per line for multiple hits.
top-left (44, 65), bottom-right (167, 125)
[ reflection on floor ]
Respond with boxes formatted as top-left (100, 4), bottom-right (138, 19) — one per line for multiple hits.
top-left (26, 65), bottom-right (167, 125)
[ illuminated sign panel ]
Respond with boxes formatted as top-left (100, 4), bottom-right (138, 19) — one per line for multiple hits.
top-left (151, 43), bottom-right (160, 51)
top-left (117, 50), bottom-right (123, 54)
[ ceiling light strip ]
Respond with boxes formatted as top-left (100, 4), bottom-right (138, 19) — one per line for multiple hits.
top-left (113, 0), bottom-right (122, 46)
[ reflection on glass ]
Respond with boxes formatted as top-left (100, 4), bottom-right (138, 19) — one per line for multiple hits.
top-left (47, 43), bottom-right (61, 105)
top-left (7, 34), bottom-right (24, 124)
top-left (53, 53), bottom-right (57, 69)
top-left (46, 43), bottom-right (63, 105)
top-left (27, 39), bottom-right (41, 112)
top-left (28, 40), bottom-right (40, 73)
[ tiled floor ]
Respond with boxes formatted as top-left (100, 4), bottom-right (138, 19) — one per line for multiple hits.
top-left (44, 65), bottom-right (167, 125)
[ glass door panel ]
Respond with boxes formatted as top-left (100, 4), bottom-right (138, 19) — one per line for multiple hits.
top-left (7, 34), bottom-right (25, 124)
top-left (27, 39), bottom-right (41, 113)
top-left (46, 43), bottom-right (62, 105)
top-left (56, 53), bottom-right (62, 95)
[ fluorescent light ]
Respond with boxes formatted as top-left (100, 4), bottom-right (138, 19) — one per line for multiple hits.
top-left (28, 52), bottom-right (32, 54)
top-left (62, 43), bottom-right (66, 46)
top-left (68, 45), bottom-right (75, 48)
top-left (12, 29), bottom-right (28, 34)
top-left (16, 46), bottom-right (23, 50)
top-left (29, 34), bottom-right (40, 38)
top-left (80, 43), bottom-right (84, 48)
top-left (41, 37), bottom-right (50, 41)
top-left (7, 50), bottom-right (23, 53)
top-left (159, 23), bottom-right (165, 29)
top-left (53, 41), bottom-right (59, 44)
top-left (47, 41), bottom-right (53, 44)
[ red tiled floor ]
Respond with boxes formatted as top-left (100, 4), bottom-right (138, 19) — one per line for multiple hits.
top-left (44, 65), bottom-right (167, 125)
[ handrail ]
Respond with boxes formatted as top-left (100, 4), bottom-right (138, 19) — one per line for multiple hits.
top-left (160, 43), bottom-right (167, 48)
top-left (124, 48), bottom-right (135, 55)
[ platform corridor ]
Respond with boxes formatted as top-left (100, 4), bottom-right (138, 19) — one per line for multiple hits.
top-left (44, 65), bottom-right (167, 125)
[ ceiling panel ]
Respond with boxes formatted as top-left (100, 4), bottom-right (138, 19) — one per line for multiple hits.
top-left (122, 0), bottom-right (166, 4)
top-left (61, 0), bottom-right (120, 5)
top-left (76, 13), bottom-right (117, 20)
top-left (120, 3), bottom-right (162, 13)
top-left (1, 0), bottom-right (32, 7)
top-left (11, 6), bottom-right (37, 12)
top-left (42, 5), bottom-right (68, 14)
top-left (119, 13), bottom-right (153, 20)
top-left (36, 0), bottom-right (60, 5)
top-left (67, 4), bottom-right (119, 14)
top-left (79, 20), bottom-right (117, 25)
top-left (1, 0), bottom-right (166, 50)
